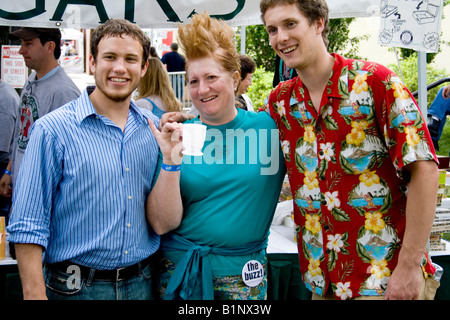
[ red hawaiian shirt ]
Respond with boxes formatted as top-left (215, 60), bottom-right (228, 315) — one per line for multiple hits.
top-left (268, 53), bottom-right (438, 299)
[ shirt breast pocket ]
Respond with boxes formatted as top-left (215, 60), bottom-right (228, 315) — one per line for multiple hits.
top-left (335, 102), bottom-right (386, 175)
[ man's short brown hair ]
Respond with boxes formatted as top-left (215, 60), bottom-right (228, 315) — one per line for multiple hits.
top-left (260, 0), bottom-right (330, 47)
top-left (90, 19), bottom-right (150, 68)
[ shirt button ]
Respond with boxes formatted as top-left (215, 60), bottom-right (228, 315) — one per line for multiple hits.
top-left (128, 196), bottom-right (132, 200)
top-left (125, 168), bottom-right (130, 172)
top-left (127, 223), bottom-right (131, 228)
top-left (124, 250), bottom-right (129, 255)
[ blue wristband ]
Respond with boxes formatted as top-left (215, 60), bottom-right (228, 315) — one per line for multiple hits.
top-left (161, 163), bottom-right (181, 172)
top-left (4, 169), bottom-right (12, 176)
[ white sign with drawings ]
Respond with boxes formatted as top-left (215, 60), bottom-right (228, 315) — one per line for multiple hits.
top-left (378, 0), bottom-right (443, 52)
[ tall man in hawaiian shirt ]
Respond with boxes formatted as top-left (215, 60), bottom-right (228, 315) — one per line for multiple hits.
top-left (260, 0), bottom-right (440, 300)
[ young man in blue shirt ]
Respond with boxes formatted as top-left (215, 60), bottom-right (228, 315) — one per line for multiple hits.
top-left (7, 19), bottom-right (161, 300)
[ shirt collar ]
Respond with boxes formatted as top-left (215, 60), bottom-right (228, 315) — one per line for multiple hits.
top-left (25, 66), bottom-right (60, 91)
top-left (75, 86), bottom-right (149, 125)
top-left (39, 65), bottom-right (60, 81)
top-left (130, 98), bottom-right (149, 123)
top-left (290, 53), bottom-right (346, 107)
top-left (327, 53), bottom-right (350, 99)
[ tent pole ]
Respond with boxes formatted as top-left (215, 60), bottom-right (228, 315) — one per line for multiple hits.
top-left (417, 51), bottom-right (428, 118)
top-left (240, 26), bottom-right (246, 55)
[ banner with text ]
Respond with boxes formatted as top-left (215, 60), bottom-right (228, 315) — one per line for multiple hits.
top-left (0, 0), bottom-right (381, 29)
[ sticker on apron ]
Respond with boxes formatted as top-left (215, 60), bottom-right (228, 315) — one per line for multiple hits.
top-left (242, 260), bottom-right (264, 287)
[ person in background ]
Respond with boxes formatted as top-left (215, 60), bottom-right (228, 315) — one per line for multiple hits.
top-left (135, 57), bottom-right (183, 118)
top-left (273, 54), bottom-right (297, 87)
top-left (0, 27), bottom-right (80, 198)
top-left (161, 43), bottom-right (186, 101)
top-left (444, 85), bottom-right (450, 98)
top-left (149, 46), bottom-right (159, 59)
top-left (7, 19), bottom-right (160, 300)
top-left (236, 54), bottom-right (257, 112)
top-left (0, 80), bottom-right (20, 215)
top-left (146, 12), bottom-right (286, 300)
top-left (427, 84), bottom-right (450, 153)
top-left (260, 0), bottom-right (439, 300)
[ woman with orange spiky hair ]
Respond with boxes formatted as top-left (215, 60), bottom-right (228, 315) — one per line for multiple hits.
top-left (177, 11), bottom-right (242, 125)
top-left (146, 12), bottom-right (286, 300)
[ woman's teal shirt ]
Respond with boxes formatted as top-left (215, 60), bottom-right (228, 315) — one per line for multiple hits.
top-left (160, 108), bottom-right (286, 275)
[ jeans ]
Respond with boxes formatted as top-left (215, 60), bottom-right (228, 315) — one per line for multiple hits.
top-left (44, 263), bottom-right (154, 300)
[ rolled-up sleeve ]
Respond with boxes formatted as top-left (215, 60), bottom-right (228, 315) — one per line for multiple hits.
top-left (7, 121), bottom-right (63, 250)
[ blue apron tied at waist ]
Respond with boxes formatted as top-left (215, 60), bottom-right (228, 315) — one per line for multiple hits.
top-left (161, 233), bottom-right (268, 300)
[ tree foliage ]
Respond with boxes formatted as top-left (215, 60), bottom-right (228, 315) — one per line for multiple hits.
top-left (237, 25), bottom-right (277, 72)
top-left (388, 52), bottom-right (448, 107)
top-left (246, 67), bottom-right (274, 110)
top-left (327, 18), bottom-right (368, 60)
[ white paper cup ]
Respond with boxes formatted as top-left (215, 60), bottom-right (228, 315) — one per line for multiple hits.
top-left (182, 123), bottom-right (207, 156)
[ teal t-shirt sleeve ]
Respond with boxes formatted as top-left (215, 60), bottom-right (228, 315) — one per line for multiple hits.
top-left (170, 109), bottom-right (286, 274)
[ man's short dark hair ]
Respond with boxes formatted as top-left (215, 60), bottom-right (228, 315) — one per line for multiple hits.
top-left (9, 27), bottom-right (62, 59)
top-left (260, 0), bottom-right (330, 47)
top-left (239, 55), bottom-right (256, 80)
top-left (90, 19), bottom-right (150, 68)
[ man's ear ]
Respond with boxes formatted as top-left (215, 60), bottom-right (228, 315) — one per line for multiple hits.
top-left (233, 70), bottom-right (240, 92)
top-left (89, 54), bottom-right (96, 74)
top-left (46, 40), bottom-right (56, 55)
top-left (315, 16), bottom-right (325, 35)
top-left (141, 59), bottom-right (149, 78)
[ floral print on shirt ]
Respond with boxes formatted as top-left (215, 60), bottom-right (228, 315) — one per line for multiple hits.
top-left (267, 53), bottom-right (437, 299)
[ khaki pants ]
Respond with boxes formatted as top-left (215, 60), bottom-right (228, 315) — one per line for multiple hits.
top-left (312, 274), bottom-right (440, 300)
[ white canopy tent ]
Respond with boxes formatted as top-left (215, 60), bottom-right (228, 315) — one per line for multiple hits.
top-left (0, 0), bottom-right (381, 28)
top-left (0, 0), bottom-right (431, 114)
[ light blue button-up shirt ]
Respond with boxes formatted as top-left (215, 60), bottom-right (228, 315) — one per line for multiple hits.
top-left (7, 87), bottom-right (160, 270)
